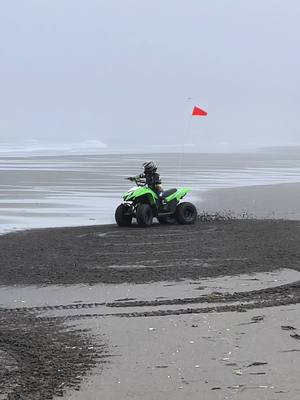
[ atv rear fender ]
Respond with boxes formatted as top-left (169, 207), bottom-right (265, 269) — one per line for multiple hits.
top-left (165, 187), bottom-right (191, 202)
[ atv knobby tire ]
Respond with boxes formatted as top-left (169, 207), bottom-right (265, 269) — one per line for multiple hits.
top-left (175, 202), bottom-right (197, 225)
top-left (136, 204), bottom-right (153, 227)
top-left (115, 204), bottom-right (132, 226)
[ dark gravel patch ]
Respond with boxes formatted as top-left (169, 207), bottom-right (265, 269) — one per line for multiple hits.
top-left (0, 220), bottom-right (300, 285)
top-left (0, 309), bottom-right (108, 399)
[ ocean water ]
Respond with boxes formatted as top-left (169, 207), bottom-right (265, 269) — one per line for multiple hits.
top-left (1, 148), bottom-right (300, 234)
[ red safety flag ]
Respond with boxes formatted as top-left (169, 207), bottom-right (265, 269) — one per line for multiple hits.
top-left (192, 106), bottom-right (208, 116)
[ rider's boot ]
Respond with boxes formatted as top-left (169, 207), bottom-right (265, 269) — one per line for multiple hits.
top-left (159, 193), bottom-right (168, 211)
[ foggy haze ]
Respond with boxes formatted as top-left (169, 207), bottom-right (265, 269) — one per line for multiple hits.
top-left (0, 0), bottom-right (299, 152)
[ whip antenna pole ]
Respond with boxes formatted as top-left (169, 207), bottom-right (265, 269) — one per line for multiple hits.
top-left (177, 112), bottom-right (193, 185)
top-left (177, 103), bottom-right (208, 186)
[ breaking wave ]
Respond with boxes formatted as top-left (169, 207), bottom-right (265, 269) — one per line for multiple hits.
top-left (0, 140), bottom-right (107, 156)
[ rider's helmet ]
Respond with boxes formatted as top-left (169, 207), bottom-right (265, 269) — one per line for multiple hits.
top-left (143, 161), bottom-right (157, 173)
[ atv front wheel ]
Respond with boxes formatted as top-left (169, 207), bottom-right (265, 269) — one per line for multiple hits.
top-left (175, 202), bottom-right (197, 225)
top-left (115, 204), bottom-right (132, 226)
top-left (136, 204), bottom-right (153, 227)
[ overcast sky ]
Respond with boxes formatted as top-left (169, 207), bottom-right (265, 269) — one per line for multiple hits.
top-left (0, 0), bottom-right (299, 151)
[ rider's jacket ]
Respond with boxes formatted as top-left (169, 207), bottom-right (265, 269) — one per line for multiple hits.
top-left (137, 172), bottom-right (161, 191)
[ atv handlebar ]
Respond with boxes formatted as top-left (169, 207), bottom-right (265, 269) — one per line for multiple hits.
top-left (125, 177), bottom-right (146, 186)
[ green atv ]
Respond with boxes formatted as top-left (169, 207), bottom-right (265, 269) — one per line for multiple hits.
top-left (115, 177), bottom-right (197, 227)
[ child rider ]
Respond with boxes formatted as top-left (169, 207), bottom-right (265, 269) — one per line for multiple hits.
top-left (128, 161), bottom-right (163, 196)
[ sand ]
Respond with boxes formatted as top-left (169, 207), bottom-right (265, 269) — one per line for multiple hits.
top-left (198, 182), bottom-right (300, 220)
top-left (0, 220), bottom-right (300, 399)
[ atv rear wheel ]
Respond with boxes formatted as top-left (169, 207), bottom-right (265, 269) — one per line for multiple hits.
top-left (115, 204), bottom-right (132, 226)
top-left (175, 202), bottom-right (197, 225)
top-left (136, 204), bottom-right (153, 227)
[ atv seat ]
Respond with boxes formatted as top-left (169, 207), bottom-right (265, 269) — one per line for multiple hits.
top-left (161, 188), bottom-right (177, 198)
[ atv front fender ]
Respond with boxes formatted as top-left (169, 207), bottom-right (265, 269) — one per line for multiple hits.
top-left (123, 187), bottom-right (159, 205)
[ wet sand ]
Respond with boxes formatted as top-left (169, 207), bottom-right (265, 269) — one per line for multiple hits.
top-left (65, 306), bottom-right (300, 400)
top-left (198, 182), bottom-right (300, 220)
top-left (2, 151), bottom-right (300, 233)
top-left (0, 220), bottom-right (300, 399)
